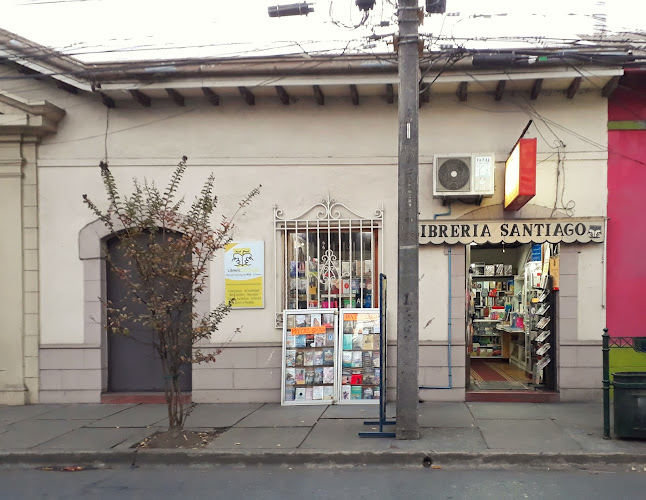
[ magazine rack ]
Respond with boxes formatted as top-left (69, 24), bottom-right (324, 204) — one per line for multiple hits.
top-left (359, 273), bottom-right (395, 437)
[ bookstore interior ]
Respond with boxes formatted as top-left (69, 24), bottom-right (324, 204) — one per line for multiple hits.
top-left (468, 241), bottom-right (558, 392)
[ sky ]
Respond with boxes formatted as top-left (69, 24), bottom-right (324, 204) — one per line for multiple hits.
top-left (2, 0), bottom-right (645, 63)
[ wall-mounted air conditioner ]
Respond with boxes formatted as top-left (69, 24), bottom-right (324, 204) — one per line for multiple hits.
top-left (432, 153), bottom-right (495, 199)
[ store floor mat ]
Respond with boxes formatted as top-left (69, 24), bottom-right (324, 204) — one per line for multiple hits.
top-left (470, 359), bottom-right (516, 383)
top-left (473, 380), bottom-right (531, 390)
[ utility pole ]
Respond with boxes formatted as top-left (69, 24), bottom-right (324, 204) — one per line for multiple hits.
top-left (395, 0), bottom-right (420, 440)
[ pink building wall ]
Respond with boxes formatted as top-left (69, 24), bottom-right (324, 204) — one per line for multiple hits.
top-left (607, 70), bottom-right (646, 336)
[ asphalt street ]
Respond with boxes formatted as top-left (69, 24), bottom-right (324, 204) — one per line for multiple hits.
top-left (1, 465), bottom-right (646, 500)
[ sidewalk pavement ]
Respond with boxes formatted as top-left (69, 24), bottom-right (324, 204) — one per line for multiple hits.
top-left (1, 401), bottom-right (646, 469)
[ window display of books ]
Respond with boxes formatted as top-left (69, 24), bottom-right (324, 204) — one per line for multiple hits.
top-left (339, 310), bottom-right (381, 404)
top-left (283, 310), bottom-right (337, 405)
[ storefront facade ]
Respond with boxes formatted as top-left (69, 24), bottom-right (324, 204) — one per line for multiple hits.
top-left (0, 30), bottom-right (618, 404)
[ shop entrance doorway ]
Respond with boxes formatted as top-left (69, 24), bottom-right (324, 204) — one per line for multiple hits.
top-left (466, 242), bottom-right (557, 397)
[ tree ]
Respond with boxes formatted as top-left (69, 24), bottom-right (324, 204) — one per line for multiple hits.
top-left (83, 156), bottom-right (260, 434)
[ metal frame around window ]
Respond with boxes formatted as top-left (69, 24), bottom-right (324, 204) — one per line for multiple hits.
top-left (274, 195), bottom-right (384, 328)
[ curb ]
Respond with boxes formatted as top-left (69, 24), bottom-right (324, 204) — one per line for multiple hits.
top-left (2, 450), bottom-right (646, 469)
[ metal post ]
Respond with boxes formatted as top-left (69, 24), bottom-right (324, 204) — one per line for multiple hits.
top-left (395, 0), bottom-right (420, 440)
top-left (602, 327), bottom-right (611, 439)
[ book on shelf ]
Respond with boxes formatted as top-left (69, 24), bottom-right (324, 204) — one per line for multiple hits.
top-left (285, 336), bottom-right (295, 348)
top-left (362, 351), bottom-right (373, 368)
top-left (325, 332), bottom-right (335, 346)
top-left (350, 373), bottom-right (363, 385)
top-left (322, 313), bottom-right (335, 328)
top-left (323, 348), bottom-right (334, 366)
top-left (304, 351), bottom-right (314, 366)
top-left (295, 351), bottom-right (304, 366)
top-left (372, 351), bottom-right (380, 368)
top-left (362, 334), bottom-right (374, 350)
top-left (285, 349), bottom-right (296, 367)
top-left (305, 388), bottom-right (313, 400)
top-left (323, 367), bottom-right (335, 384)
top-left (343, 334), bottom-right (353, 351)
top-left (314, 334), bottom-right (326, 347)
top-left (341, 385), bottom-right (351, 400)
top-left (351, 386), bottom-right (362, 399)
top-left (363, 387), bottom-right (374, 399)
top-left (374, 368), bottom-right (381, 385)
top-left (363, 368), bottom-right (375, 385)
top-left (343, 321), bottom-right (354, 334)
top-left (373, 388), bottom-right (380, 399)
top-left (295, 368), bottom-right (305, 385)
top-left (373, 333), bottom-right (380, 349)
top-left (286, 315), bottom-right (296, 329)
top-left (294, 335), bottom-right (306, 348)
top-left (304, 370), bottom-right (315, 385)
top-left (305, 335), bottom-right (315, 348)
top-left (285, 368), bottom-right (295, 385)
top-left (295, 388), bottom-right (306, 401)
top-left (342, 351), bottom-right (352, 367)
top-left (285, 386), bottom-right (295, 401)
top-left (314, 367), bottom-right (324, 384)
top-left (341, 368), bottom-right (351, 385)
top-left (295, 315), bottom-right (307, 328)
top-left (352, 333), bottom-right (363, 350)
top-left (312, 386), bottom-right (324, 400)
top-left (352, 351), bottom-right (363, 368)
top-left (310, 313), bottom-right (322, 327)
top-left (323, 386), bottom-right (334, 400)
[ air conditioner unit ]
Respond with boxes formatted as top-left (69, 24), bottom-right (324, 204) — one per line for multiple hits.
top-left (432, 153), bottom-right (495, 199)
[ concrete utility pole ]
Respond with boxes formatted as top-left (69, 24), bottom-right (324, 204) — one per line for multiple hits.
top-left (395, 0), bottom-right (420, 440)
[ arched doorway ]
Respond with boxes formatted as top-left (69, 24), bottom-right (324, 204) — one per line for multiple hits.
top-left (106, 232), bottom-right (192, 393)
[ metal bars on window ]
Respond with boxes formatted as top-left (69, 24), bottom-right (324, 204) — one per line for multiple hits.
top-left (274, 195), bottom-right (383, 328)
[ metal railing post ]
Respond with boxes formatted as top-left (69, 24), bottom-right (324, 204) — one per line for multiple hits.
top-left (602, 327), bottom-right (611, 439)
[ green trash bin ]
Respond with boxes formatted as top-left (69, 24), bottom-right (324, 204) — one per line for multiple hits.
top-left (613, 372), bottom-right (646, 439)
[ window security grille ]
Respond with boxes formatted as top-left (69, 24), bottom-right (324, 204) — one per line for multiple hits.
top-left (274, 196), bottom-right (383, 328)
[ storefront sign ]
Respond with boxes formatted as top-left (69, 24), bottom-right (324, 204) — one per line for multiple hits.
top-left (224, 241), bottom-right (264, 308)
top-left (419, 218), bottom-right (605, 245)
top-left (504, 138), bottom-right (537, 211)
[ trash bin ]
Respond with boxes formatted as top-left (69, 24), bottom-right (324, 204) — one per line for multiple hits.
top-left (613, 372), bottom-right (646, 439)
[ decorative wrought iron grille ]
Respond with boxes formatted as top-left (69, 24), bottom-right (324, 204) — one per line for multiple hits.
top-left (274, 195), bottom-right (384, 327)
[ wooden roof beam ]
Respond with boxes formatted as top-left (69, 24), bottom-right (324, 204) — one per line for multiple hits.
top-left (276, 85), bottom-right (290, 105)
top-left (201, 87), bottom-right (220, 106)
top-left (457, 81), bottom-right (468, 102)
top-left (55, 80), bottom-right (78, 95)
top-left (494, 80), bottom-right (506, 101)
top-left (313, 85), bottom-right (324, 105)
top-left (350, 84), bottom-right (359, 106)
top-left (238, 86), bottom-right (255, 105)
top-left (567, 77), bottom-right (582, 99)
top-left (129, 89), bottom-right (151, 107)
top-left (99, 92), bottom-right (115, 109)
top-left (602, 75), bottom-right (620, 98)
top-left (385, 83), bottom-right (394, 104)
top-left (165, 88), bottom-right (185, 106)
top-left (530, 78), bottom-right (543, 100)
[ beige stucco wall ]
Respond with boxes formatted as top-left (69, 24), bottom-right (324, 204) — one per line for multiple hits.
top-left (9, 70), bottom-right (607, 402)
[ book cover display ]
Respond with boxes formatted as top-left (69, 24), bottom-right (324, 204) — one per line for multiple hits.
top-left (282, 309), bottom-right (338, 405)
top-left (337, 309), bottom-right (381, 404)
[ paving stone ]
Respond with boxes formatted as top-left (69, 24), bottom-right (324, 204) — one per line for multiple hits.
top-left (235, 404), bottom-right (326, 428)
top-left (183, 404), bottom-right (263, 428)
top-left (33, 427), bottom-right (142, 450)
top-left (467, 402), bottom-right (545, 420)
top-left (321, 405), bottom-right (379, 419)
top-left (0, 420), bottom-right (94, 449)
top-left (389, 427), bottom-right (488, 452)
top-left (300, 419), bottom-right (391, 450)
top-left (35, 404), bottom-right (134, 421)
top-left (478, 419), bottom-right (582, 451)
top-left (208, 427), bottom-right (310, 450)
top-left (534, 403), bottom-right (604, 427)
top-left (0, 404), bottom-right (61, 425)
top-left (86, 405), bottom-right (168, 428)
top-left (418, 403), bottom-right (476, 428)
